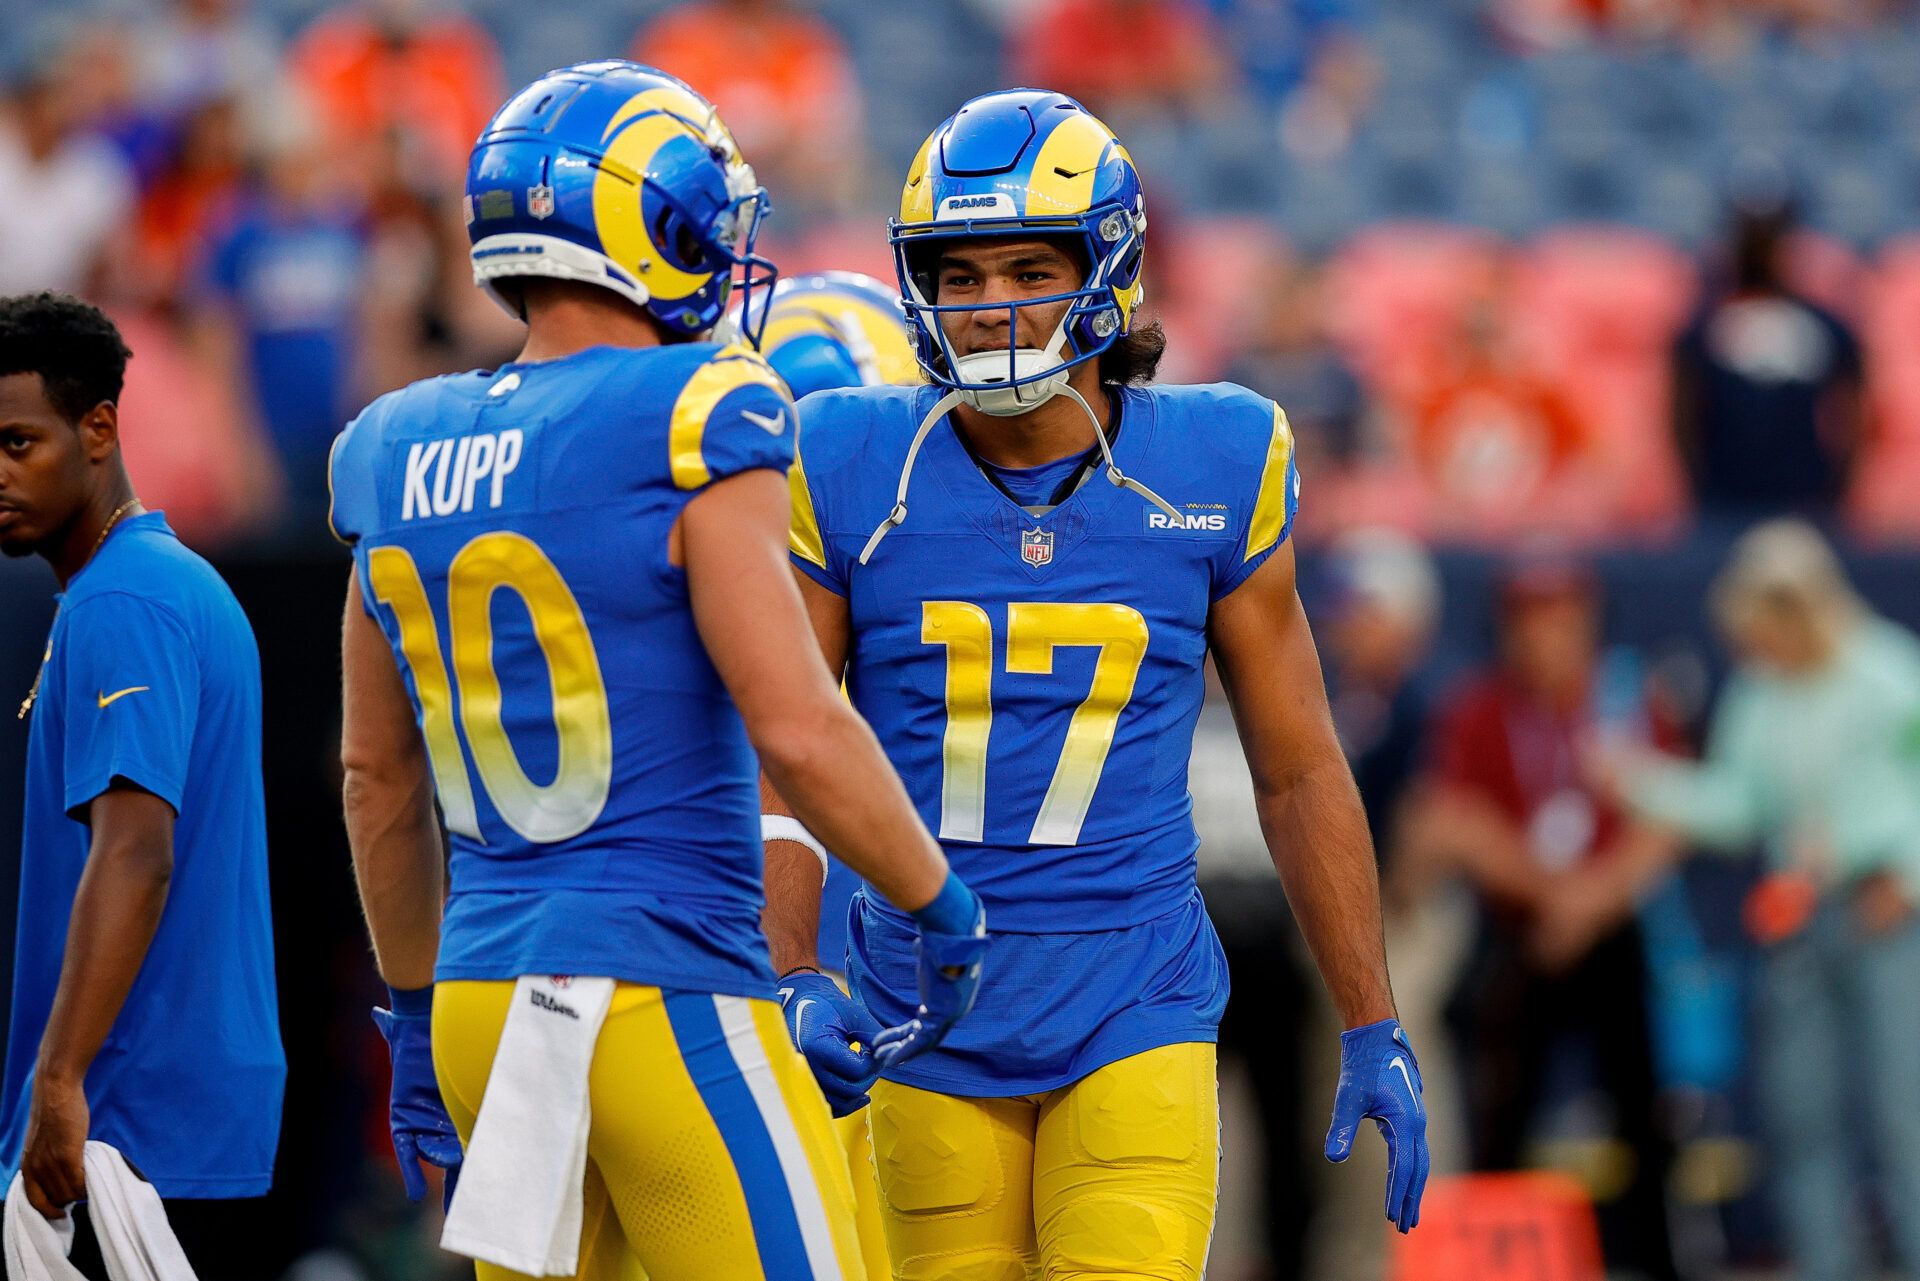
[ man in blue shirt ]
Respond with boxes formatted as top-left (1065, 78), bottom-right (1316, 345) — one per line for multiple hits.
top-left (0, 293), bottom-right (283, 1275)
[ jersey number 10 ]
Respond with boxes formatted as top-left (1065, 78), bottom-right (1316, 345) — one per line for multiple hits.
top-left (367, 532), bottom-right (614, 844)
top-left (922, 601), bottom-right (1149, 847)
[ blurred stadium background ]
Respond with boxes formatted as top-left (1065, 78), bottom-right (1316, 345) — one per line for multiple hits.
top-left (6, 0), bottom-right (1920, 1278)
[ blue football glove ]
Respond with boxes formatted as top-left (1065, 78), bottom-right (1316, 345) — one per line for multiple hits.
top-left (872, 873), bottom-right (987, 1071)
top-left (1325, 1018), bottom-right (1429, 1233)
top-left (778, 970), bottom-right (883, 1117)
top-left (372, 986), bottom-right (463, 1210)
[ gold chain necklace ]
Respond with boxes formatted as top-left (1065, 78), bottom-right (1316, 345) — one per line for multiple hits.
top-left (17, 499), bottom-right (141, 720)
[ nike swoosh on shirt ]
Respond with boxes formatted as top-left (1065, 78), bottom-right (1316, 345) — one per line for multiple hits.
top-left (97, 686), bottom-right (149, 709)
top-left (1389, 1056), bottom-right (1422, 1116)
top-left (741, 408), bottom-right (786, 435)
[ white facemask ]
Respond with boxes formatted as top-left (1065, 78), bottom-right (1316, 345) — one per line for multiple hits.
top-left (947, 308), bottom-right (1078, 415)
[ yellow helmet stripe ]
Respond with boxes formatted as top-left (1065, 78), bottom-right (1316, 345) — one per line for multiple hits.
top-left (1246, 405), bottom-right (1297, 562)
top-left (669, 345), bottom-right (792, 490)
top-left (1023, 113), bottom-right (1120, 217)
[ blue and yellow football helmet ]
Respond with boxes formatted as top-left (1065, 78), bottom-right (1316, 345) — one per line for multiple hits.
top-left (466, 61), bottom-right (776, 340)
top-left (753, 271), bottom-right (918, 399)
top-left (889, 89), bottom-right (1146, 414)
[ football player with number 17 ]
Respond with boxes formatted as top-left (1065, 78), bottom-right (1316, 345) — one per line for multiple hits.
top-left (763, 89), bottom-right (1430, 1279)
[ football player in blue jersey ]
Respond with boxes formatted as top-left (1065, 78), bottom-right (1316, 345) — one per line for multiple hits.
top-left (753, 270), bottom-right (921, 1281)
top-left (330, 63), bottom-right (985, 1281)
top-left (763, 90), bottom-right (1430, 1278)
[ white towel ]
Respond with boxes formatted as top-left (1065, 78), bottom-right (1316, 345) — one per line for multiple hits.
top-left (5, 1142), bottom-right (197, 1281)
top-left (440, 975), bottom-right (614, 1277)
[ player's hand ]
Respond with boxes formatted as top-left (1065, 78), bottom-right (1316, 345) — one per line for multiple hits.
top-left (873, 874), bottom-right (987, 1071)
top-left (372, 987), bottom-right (463, 1210)
top-left (777, 970), bottom-right (882, 1116)
top-left (20, 1071), bottom-right (88, 1219)
top-left (1325, 1018), bottom-right (1429, 1233)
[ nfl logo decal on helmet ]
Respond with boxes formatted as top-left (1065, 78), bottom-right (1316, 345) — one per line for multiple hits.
top-left (465, 61), bottom-right (777, 342)
top-left (890, 89), bottom-right (1147, 416)
top-left (1021, 527), bottom-right (1055, 566)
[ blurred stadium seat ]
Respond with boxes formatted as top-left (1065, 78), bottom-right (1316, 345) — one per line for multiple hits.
top-left (1387, 1172), bottom-right (1607, 1281)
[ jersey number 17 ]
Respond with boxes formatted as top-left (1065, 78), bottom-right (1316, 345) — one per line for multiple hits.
top-left (922, 600), bottom-right (1149, 847)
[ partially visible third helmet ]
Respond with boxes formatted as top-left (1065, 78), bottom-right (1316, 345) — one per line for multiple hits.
top-left (754, 271), bottom-right (918, 399)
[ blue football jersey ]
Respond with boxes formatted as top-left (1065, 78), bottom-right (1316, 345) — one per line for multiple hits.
top-left (329, 341), bottom-right (796, 997)
top-left (790, 382), bottom-right (1299, 937)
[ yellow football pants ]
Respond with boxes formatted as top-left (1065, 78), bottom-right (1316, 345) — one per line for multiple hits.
top-left (867, 1042), bottom-right (1219, 1281)
top-left (432, 980), bottom-right (868, 1281)
top-left (835, 1107), bottom-right (891, 1281)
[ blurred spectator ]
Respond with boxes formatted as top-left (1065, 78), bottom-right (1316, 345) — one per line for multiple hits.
top-left (288, 0), bottom-right (504, 189)
top-left (1011, 0), bottom-right (1236, 128)
top-left (358, 128), bottom-right (521, 398)
top-left (1411, 284), bottom-right (1610, 539)
top-left (1225, 256), bottom-right (1367, 470)
top-left (130, 96), bottom-right (247, 307)
top-left (1321, 527), bottom-right (1444, 856)
top-left (193, 110), bottom-right (368, 538)
top-left (0, 67), bottom-right (135, 297)
top-left (1209, 0), bottom-right (1368, 107)
top-left (1274, 29), bottom-right (1378, 164)
top-left (1415, 557), bottom-right (1683, 1281)
top-left (137, 0), bottom-right (282, 120)
top-left (109, 305), bottom-right (278, 550)
top-left (59, 22), bottom-right (174, 189)
top-left (1602, 520), bottom-right (1920, 1281)
top-left (1673, 203), bottom-right (1863, 521)
top-left (634, 0), bottom-right (864, 221)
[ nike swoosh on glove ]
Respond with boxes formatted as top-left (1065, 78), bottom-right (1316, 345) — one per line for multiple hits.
top-left (373, 987), bottom-right (464, 1210)
top-left (778, 972), bottom-right (882, 1117)
top-left (1325, 1018), bottom-right (1430, 1233)
top-left (872, 873), bottom-right (987, 1071)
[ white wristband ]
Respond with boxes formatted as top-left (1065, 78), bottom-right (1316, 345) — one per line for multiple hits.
top-left (762, 815), bottom-right (830, 884)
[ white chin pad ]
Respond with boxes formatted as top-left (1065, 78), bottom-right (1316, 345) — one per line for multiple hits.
top-left (953, 348), bottom-right (1070, 416)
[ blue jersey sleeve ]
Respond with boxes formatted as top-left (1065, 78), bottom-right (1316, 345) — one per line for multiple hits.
top-left (327, 399), bottom-right (388, 547)
top-left (1211, 401), bottom-right (1301, 601)
top-left (785, 389), bottom-right (885, 597)
top-left (667, 344), bottom-right (796, 492)
top-left (58, 594), bottom-right (200, 817)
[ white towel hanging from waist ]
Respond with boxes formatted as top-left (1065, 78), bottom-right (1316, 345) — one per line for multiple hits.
top-left (440, 975), bottom-right (615, 1277)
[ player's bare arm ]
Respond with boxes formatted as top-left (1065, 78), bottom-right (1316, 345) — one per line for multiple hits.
top-left (340, 569), bottom-right (444, 990)
top-left (756, 570), bottom-right (853, 974)
top-left (1208, 540), bottom-right (1396, 1029)
top-left (20, 783), bottom-right (175, 1217)
top-left (677, 468), bottom-right (948, 917)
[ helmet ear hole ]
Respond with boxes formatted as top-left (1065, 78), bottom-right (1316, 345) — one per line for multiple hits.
top-left (653, 206), bottom-right (709, 271)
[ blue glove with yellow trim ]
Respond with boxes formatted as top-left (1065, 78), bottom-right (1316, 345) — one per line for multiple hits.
top-left (872, 872), bottom-right (987, 1071)
top-left (372, 986), bottom-right (463, 1210)
top-left (1326, 1018), bottom-right (1429, 1233)
top-left (777, 970), bottom-right (882, 1117)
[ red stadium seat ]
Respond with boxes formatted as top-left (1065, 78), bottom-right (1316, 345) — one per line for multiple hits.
top-left (1387, 1172), bottom-right (1607, 1281)
top-left (1853, 235), bottom-right (1920, 539)
top-left (1510, 228), bottom-right (1699, 534)
top-left (1322, 223), bottom-right (1507, 411)
top-left (1149, 215), bottom-right (1290, 382)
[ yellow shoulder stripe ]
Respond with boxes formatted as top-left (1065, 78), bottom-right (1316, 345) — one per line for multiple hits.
top-left (1245, 404), bottom-right (1296, 562)
top-left (788, 438), bottom-right (827, 569)
top-left (668, 344), bottom-right (792, 491)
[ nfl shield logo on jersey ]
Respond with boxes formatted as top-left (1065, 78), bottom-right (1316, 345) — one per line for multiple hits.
top-left (1021, 527), bottom-right (1054, 566)
top-left (527, 184), bottom-right (556, 219)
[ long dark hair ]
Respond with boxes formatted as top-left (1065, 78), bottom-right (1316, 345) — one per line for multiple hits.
top-left (1100, 317), bottom-right (1166, 385)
